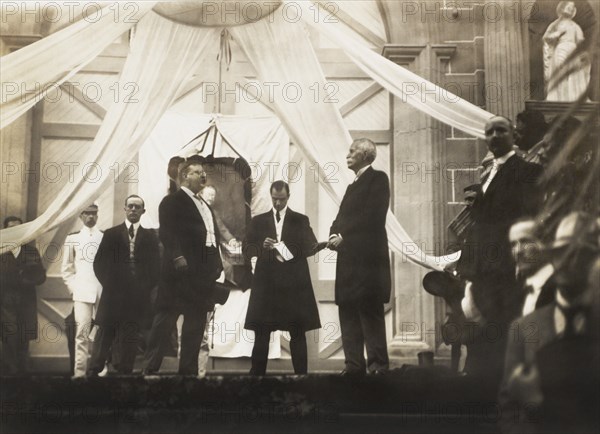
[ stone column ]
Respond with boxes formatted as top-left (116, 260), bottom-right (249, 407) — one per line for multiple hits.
top-left (483, 0), bottom-right (528, 119)
top-left (382, 45), bottom-right (440, 358)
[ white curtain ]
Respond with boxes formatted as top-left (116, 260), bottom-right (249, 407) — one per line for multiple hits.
top-left (138, 113), bottom-right (290, 228)
top-left (0, 3), bottom-right (155, 128)
top-left (230, 7), bottom-right (457, 270)
top-left (298, 0), bottom-right (491, 139)
top-left (0, 13), bottom-right (220, 253)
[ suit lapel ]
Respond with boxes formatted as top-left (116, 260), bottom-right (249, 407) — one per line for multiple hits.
top-left (281, 209), bottom-right (293, 242)
top-left (265, 211), bottom-right (277, 239)
top-left (119, 223), bottom-right (130, 252)
top-left (134, 226), bottom-right (145, 256)
top-left (484, 155), bottom-right (517, 197)
top-left (341, 167), bottom-right (372, 205)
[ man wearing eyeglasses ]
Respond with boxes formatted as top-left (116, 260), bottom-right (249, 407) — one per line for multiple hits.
top-left (61, 203), bottom-right (104, 377)
top-left (87, 195), bottom-right (160, 376)
top-left (143, 160), bottom-right (223, 375)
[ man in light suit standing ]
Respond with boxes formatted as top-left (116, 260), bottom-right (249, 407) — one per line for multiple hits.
top-left (61, 203), bottom-right (103, 377)
top-left (328, 138), bottom-right (391, 376)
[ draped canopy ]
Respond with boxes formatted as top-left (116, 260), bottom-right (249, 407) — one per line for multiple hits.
top-left (0, 0), bottom-right (493, 270)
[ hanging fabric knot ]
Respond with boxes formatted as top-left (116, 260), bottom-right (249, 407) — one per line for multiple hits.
top-left (217, 29), bottom-right (233, 71)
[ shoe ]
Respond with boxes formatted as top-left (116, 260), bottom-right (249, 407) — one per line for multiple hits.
top-left (98, 364), bottom-right (109, 377)
top-left (369, 369), bottom-right (388, 376)
top-left (339, 369), bottom-right (366, 377)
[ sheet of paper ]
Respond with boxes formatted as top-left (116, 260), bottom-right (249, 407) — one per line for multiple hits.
top-left (274, 241), bottom-right (294, 261)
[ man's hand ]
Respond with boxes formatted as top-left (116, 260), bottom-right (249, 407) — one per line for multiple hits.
top-left (173, 256), bottom-right (188, 272)
top-left (327, 235), bottom-right (343, 251)
top-left (507, 363), bottom-right (544, 405)
top-left (263, 237), bottom-right (277, 250)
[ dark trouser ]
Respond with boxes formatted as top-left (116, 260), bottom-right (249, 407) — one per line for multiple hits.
top-left (1, 305), bottom-right (30, 375)
top-left (88, 321), bottom-right (141, 376)
top-left (64, 308), bottom-right (76, 376)
top-left (250, 328), bottom-right (307, 375)
top-left (338, 299), bottom-right (389, 373)
top-left (144, 307), bottom-right (207, 375)
top-left (464, 325), bottom-right (507, 388)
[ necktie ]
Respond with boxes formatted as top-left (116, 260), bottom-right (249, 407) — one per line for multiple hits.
top-left (128, 225), bottom-right (136, 270)
top-left (276, 210), bottom-right (281, 223)
top-left (482, 160), bottom-right (502, 193)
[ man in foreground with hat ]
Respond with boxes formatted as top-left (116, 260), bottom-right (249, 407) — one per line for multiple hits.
top-left (500, 211), bottom-right (599, 433)
top-left (61, 203), bottom-right (104, 377)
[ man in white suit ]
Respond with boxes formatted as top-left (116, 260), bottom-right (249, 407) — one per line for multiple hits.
top-left (61, 203), bottom-right (104, 377)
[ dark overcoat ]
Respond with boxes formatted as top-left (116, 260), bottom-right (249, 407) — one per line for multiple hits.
top-left (458, 155), bottom-right (542, 323)
top-left (329, 167), bottom-right (391, 305)
top-left (0, 243), bottom-right (46, 339)
top-left (156, 189), bottom-right (223, 311)
top-left (93, 223), bottom-right (160, 327)
top-left (244, 209), bottom-right (321, 332)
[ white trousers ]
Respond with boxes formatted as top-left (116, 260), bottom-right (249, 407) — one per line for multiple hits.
top-left (73, 301), bottom-right (96, 377)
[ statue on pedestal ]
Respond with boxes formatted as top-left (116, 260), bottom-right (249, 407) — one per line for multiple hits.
top-left (543, 1), bottom-right (590, 101)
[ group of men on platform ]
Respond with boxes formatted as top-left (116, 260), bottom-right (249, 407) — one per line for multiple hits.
top-left (17, 138), bottom-right (391, 378)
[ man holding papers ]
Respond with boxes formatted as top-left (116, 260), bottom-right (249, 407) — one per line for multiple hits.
top-left (243, 181), bottom-right (322, 375)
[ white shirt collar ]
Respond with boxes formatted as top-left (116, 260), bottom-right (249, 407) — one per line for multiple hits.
top-left (181, 186), bottom-right (197, 200)
top-left (355, 164), bottom-right (372, 180)
top-left (10, 245), bottom-right (21, 258)
top-left (494, 150), bottom-right (515, 165)
top-left (525, 263), bottom-right (554, 291)
top-left (273, 206), bottom-right (288, 219)
top-left (125, 220), bottom-right (141, 231)
top-left (556, 290), bottom-right (570, 308)
top-left (81, 225), bottom-right (100, 235)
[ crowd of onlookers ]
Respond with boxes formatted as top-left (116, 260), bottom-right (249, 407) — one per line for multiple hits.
top-left (441, 108), bottom-right (598, 433)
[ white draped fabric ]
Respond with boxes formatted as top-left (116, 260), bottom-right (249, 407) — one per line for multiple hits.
top-left (138, 112), bottom-right (290, 228)
top-left (0, 3), bottom-right (155, 128)
top-left (211, 290), bottom-right (282, 359)
top-left (0, 2), bottom-right (485, 270)
top-left (297, 0), bottom-right (491, 139)
top-left (230, 8), bottom-right (457, 270)
top-left (0, 12), bottom-right (219, 253)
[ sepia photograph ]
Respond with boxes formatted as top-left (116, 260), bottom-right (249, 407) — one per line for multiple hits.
top-left (1, 1), bottom-right (598, 433)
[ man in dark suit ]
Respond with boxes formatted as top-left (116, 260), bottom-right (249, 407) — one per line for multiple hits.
top-left (458, 115), bottom-right (543, 383)
top-left (499, 211), bottom-right (599, 433)
top-left (87, 195), bottom-right (160, 376)
top-left (0, 216), bottom-right (46, 376)
top-left (244, 181), bottom-right (321, 375)
top-left (143, 160), bottom-right (223, 375)
top-left (328, 138), bottom-right (391, 376)
top-left (508, 218), bottom-right (555, 317)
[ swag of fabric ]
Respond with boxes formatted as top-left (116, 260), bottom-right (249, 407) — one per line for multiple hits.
top-left (0, 2), bottom-right (493, 269)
